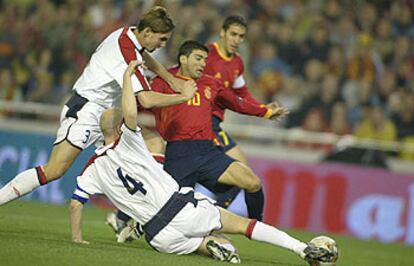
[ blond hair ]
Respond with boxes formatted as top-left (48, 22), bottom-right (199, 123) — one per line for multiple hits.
top-left (137, 6), bottom-right (175, 33)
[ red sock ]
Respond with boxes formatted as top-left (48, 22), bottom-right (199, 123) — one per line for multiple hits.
top-left (35, 166), bottom-right (48, 185)
top-left (245, 219), bottom-right (258, 239)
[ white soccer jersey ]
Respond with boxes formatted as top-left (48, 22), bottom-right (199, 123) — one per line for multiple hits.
top-left (73, 27), bottom-right (150, 108)
top-left (73, 124), bottom-right (179, 225)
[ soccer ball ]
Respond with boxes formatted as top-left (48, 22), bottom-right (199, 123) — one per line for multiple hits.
top-left (309, 236), bottom-right (339, 266)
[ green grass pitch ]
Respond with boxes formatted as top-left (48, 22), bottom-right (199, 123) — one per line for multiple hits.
top-left (0, 201), bottom-right (412, 266)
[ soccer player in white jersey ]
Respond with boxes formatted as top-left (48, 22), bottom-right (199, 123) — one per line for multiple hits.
top-left (69, 61), bottom-right (333, 266)
top-left (0, 6), bottom-right (196, 205)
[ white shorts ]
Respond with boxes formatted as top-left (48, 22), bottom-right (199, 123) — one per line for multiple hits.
top-left (149, 197), bottom-right (222, 255)
top-left (54, 99), bottom-right (105, 150)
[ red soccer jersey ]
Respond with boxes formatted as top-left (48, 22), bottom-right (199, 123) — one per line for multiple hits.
top-left (204, 42), bottom-right (262, 121)
top-left (150, 68), bottom-right (269, 142)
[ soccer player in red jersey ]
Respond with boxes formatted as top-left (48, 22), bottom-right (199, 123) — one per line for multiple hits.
top-left (204, 16), bottom-right (280, 217)
top-left (150, 40), bottom-right (287, 219)
top-left (106, 38), bottom-right (286, 237)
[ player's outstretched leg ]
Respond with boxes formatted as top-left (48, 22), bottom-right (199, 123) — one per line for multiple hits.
top-left (225, 145), bottom-right (264, 220)
top-left (216, 207), bottom-right (331, 265)
top-left (217, 162), bottom-right (264, 220)
top-left (214, 145), bottom-right (243, 208)
top-left (0, 141), bottom-right (80, 205)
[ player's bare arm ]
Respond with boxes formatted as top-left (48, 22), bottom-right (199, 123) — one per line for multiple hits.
top-left (141, 51), bottom-right (194, 93)
top-left (136, 80), bottom-right (196, 109)
top-left (141, 51), bottom-right (172, 83)
top-left (69, 199), bottom-right (89, 245)
top-left (122, 60), bottom-right (141, 130)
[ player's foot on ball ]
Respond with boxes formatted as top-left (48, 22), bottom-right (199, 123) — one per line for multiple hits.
top-left (206, 240), bottom-right (241, 264)
top-left (117, 221), bottom-right (144, 243)
top-left (300, 243), bottom-right (331, 266)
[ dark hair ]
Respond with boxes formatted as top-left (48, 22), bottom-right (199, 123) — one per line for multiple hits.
top-left (137, 6), bottom-right (175, 33)
top-left (177, 40), bottom-right (208, 65)
top-left (222, 15), bottom-right (248, 31)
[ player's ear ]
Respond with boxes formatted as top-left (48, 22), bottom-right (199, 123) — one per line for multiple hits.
top-left (179, 55), bottom-right (187, 65)
top-left (142, 27), bottom-right (153, 37)
top-left (117, 123), bottom-right (122, 135)
top-left (220, 29), bottom-right (225, 39)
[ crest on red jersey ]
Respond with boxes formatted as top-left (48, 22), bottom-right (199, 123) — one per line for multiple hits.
top-left (204, 86), bottom-right (212, 99)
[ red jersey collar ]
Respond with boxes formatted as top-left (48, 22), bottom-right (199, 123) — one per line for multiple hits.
top-left (170, 66), bottom-right (196, 81)
top-left (213, 42), bottom-right (233, 62)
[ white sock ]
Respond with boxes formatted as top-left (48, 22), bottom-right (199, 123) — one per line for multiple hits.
top-left (0, 168), bottom-right (41, 205)
top-left (249, 221), bottom-right (307, 255)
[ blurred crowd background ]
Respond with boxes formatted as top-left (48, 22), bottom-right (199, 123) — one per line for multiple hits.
top-left (0, 0), bottom-right (414, 156)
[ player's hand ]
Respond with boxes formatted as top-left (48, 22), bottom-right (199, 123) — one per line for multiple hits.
top-left (265, 101), bottom-right (281, 110)
top-left (180, 80), bottom-right (197, 100)
top-left (168, 76), bottom-right (187, 93)
top-left (125, 60), bottom-right (144, 76)
top-left (72, 238), bottom-right (90, 245)
top-left (268, 106), bottom-right (289, 120)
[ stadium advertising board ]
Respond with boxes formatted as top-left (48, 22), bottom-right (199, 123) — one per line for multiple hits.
top-left (250, 157), bottom-right (414, 246)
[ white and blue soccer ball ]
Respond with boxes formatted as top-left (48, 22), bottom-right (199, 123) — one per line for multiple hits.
top-left (309, 235), bottom-right (339, 266)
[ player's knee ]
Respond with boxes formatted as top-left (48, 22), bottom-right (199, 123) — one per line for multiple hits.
top-left (239, 167), bottom-right (261, 192)
top-left (245, 176), bottom-right (261, 192)
top-left (230, 162), bottom-right (261, 192)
